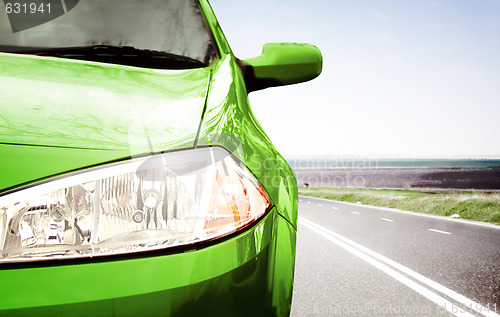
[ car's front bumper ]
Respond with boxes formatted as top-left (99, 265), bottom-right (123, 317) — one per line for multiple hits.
top-left (0, 207), bottom-right (296, 317)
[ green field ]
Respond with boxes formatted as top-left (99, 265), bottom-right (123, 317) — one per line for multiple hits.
top-left (299, 188), bottom-right (500, 225)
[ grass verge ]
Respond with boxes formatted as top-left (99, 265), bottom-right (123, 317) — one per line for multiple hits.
top-left (299, 188), bottom-right (500, 225)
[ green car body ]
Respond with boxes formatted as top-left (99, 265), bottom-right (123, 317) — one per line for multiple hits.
top-left (0, 0), bottom-right (322, 316)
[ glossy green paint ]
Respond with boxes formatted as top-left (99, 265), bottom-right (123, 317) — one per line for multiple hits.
top-left (198, 0), bottom-right (233, 56)
top-left (243, 43), bottom-right (323, 90)
top-left (193, 55), bottom-right (299, 315)
top-left (0, 52), bottom-right (209, 191)
top-left (195, 55), bottom-right (298, 228)
top-left (0, 209), bottom-right (295, 316)
top-left (0, 0), bottom-right (322, 315)
top-left (197, 0), bottom-right (301, 228)
top-left (0, 144), bottom-right (129, 192)
top-left (0, 52), bottom-right (209, 151)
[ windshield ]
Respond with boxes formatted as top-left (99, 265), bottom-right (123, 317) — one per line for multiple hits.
top-left (0, 0), bottom-right (217, 68)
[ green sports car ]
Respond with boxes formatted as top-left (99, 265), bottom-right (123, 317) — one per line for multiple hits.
top-left (0, 0), bottom-right (322, 315)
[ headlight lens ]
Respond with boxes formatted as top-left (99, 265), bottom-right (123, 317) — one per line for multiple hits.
top-left (0, 147), bottom-right (270, 263)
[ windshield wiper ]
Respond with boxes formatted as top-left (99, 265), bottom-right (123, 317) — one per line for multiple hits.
top-left (0, 44), bottom-right (207, 69)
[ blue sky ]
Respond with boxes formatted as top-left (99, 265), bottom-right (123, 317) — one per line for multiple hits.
top-left (211, 0), bottom-right (500, 158)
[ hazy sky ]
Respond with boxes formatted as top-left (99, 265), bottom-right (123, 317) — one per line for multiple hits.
top-left (210, 0), bottom-right (500, 158)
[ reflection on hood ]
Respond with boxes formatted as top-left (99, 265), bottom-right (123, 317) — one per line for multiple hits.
top-left (0, 53), bottom-right (211, 154)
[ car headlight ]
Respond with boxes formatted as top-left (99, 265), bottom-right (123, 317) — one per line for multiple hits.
top-left (0, 147), bottom-right (270, 263)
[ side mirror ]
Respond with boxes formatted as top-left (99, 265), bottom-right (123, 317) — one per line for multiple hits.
top-left (239, 43), bottom-right (322, 93)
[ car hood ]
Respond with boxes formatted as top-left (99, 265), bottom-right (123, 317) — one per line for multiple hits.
top-left (0, 53), bottom-right (211, 151)
top-left (0, 53), bottom-right (211, 191)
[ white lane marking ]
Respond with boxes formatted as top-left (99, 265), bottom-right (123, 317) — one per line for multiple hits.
top-left (380, 218), bottom-right (394, 222)
top-left (317, 203), bottom-right (323, 206)
top-left (299, 217), bottom-right (499, 317)
top-left (299, 199), bottom-right (302, 202)
top-left (429, 229), bottom-right (452, 235)
top-left (306, 201), bottom-right (311, 204)
top-left (299, 195), bottom-right (500, 230)
top-left (299, 217), bottom-right (473, 317)
top-left (351, 211), bottom-right (360, 215)
top-left (331, 206), bottom-right (338, 210)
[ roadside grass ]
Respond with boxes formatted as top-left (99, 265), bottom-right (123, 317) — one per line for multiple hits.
top-left (298, 188), bottom-right (500, 225)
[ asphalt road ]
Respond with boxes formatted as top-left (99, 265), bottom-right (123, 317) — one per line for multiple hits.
top-left (290, 196), bottom-right (500, 317)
